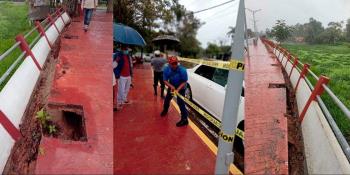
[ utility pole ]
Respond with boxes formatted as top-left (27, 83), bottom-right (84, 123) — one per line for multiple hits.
top-left (215, 0), bottom-right (246, 174)
top-left (246, 8), bottom-right (261, 44)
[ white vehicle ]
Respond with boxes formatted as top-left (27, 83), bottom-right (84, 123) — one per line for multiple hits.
top-left (185, 64), bottom-right (244, 148)
top-left (134, 52), bottom-right (153, 62)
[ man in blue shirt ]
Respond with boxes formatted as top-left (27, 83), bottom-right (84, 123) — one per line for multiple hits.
top-left (160, 56), bottom-right (189, 127)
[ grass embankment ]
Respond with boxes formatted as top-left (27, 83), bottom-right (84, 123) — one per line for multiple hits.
top-left (283, 43), bottom-right (350, 140)
top-left (0, 1), bottom-right (35, 90)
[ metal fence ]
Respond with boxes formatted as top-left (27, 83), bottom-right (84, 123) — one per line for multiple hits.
top-left (261, 38), bottom-right (350, 162)
top-left (0, 7), bottom-right (66, 88)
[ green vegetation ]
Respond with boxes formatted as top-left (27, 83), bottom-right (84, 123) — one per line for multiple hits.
top-left (0, 2), bottom-right (36, 90)
top-left (36, 108), bottom-right (57, 135)
top-left (283, 43), bottom-right (350, 140)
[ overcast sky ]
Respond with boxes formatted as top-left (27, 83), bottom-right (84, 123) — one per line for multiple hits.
top-left (178, 0), bottom-right (350, 48)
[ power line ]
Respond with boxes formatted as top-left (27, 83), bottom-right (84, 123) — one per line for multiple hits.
top-left (192, 0), bottom-right (235, 14)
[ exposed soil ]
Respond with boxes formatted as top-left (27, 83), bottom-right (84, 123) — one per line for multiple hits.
top-left (2, 38), bottom-right (61, 174)
top-left (45, 103), bottom-right (87, 142)
top-left (283, 69), bottom-right (307, 175)
top-left (264, 44), bottom-right (306, 175)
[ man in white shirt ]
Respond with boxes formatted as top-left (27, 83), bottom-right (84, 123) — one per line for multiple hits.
top-left (81, 0), bottom-right (98, 31)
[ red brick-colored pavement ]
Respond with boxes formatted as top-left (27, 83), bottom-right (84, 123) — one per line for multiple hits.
top-left (35, 10), bottom-right (113, 174)
top-left (244, 39), bottom-right (288, 174)
top-left (114, 64), bottom-right (216, 174)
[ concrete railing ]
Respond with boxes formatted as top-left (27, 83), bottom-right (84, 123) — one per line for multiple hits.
top-left (0, 8), bottom-right (71, 172)
top-left (262, 38), bottom-right (350, 174)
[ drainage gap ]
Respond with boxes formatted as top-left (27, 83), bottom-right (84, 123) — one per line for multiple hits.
top-left (46, 103), bottom-right (87, 142)
top-left (268, 83), bottom-right (286, 88)
top-left (280, 63), bottom-right (306, 174)
top-left (63, 34), bottom-right (79, 39)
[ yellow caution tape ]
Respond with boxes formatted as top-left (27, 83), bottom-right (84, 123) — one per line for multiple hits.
top-left (178, 57), bottom-right (245, 71)
top-left (173, 90), bottom-right (244, 141)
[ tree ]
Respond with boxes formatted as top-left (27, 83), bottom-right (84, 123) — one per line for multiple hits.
top-left (317, 21), bottom-right (344, 44)
top-left (304, 18), bottom-right (324, 44)
top-left (271, 20), bottom-right (291, 43)
top-left (227, 26), bottom-right (235, 39)
top-left (346, 19), bottom-right (350, 42)
top-left (113, 0), bottom-right (202, 56)
top-left (205, 43), bottom-right (221, 58)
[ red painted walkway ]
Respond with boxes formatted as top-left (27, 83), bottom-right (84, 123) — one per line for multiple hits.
top-left (114, 64), bottom-right (216, 174)
top-left (244, 39), bottom-right (288, 174)
top-left (35, 10), bottom-right (113, 174)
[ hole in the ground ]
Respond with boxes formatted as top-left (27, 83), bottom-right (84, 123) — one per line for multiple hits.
top-left (46, 103), bottom-right (87, 142)
top-left (63, 34), bottom-right (79, 39)
top-left (268, 83), bottom-right (286, 88)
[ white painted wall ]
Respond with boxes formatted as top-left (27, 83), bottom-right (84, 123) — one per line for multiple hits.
top-left (0, 12), bottom-right (71, 173)
top-left (273, 48), bottom-right (350, 174)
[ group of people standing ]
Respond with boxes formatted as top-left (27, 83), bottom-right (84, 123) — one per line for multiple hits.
top-left (113, 48), bottom-right (189, 127)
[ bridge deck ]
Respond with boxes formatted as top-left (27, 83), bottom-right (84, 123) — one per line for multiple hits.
top-left (35, 10), bottom-right (113, 174)
top-left (244, 39), bottom-right (288, 174)
top-left (114, 63), bottom-right (221, 174)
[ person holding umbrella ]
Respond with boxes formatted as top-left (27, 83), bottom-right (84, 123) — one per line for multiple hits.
top-left (115, 46), bottom-right (133, 108)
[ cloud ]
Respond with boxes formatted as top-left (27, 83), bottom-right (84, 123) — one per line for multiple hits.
top-left (179, 0), bottom-right (350, 48)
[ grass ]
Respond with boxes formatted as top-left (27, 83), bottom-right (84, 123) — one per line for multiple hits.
top-left (283, 43), bottom-right (350, 141)
top-left (0, 1), bottom-right (38, 90)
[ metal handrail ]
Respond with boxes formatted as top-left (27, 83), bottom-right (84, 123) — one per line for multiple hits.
top-left (323, 85), bottom-right (350, 119)
top-left (0, 7), bottom-right (65, 87)
top-left (317, 95), bottom-right (350, 161)
top-left (0, 52), bottom-right (26, 85)
top-left (262, 38), bottom-right (350, 161)
top-left (0, 42), bottom-right (20, 62)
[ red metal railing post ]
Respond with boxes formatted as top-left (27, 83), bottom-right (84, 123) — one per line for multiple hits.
top-left (35, 21), bottom-right (53, 49)
top-left (299, 76), bottom-right (330, 122)
top-left (285, 54), bottom-right (292, 68)
top-left (15, 35), bottom-right (42, 71)
top-left (56, 8), bottom-right (66, 25)
top-left (281, 49), bottom-right (286, 63)
top-left (288, 57), bottom-right (298, 78)
top-left (48, 14), bottom-right (60, 34)
top-left (277, 46), bottom-right (282, 59)
top-left (295, 64), bottom-right (310, 92)
top-left (0, 110), bottom-right (21, 141)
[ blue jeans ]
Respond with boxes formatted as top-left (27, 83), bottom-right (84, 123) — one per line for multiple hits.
top-left (163, 88), bottom-right (188, 121)
top-left (84, 8), bottom-right (93, 25)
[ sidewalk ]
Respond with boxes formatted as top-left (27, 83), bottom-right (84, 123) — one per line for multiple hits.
top-left (244, 39), bottom-right (288, 174)
top-left (114, 64), bottom-right (217, 174)
top-left (35, 10), bottom-right (113, 174)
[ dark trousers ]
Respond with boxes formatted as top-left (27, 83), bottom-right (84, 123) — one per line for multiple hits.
top-left (163, 88), bottom-right (188, 121)
top-left (153, 71), bottom-right (165, 96)
top-left (84, 8), bottom-right (93, 25)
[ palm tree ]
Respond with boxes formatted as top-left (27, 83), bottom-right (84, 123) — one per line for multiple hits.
top-left (227, 26), bottom-right (235, 38)
top-left (227, 26), bottom-right (235, 44)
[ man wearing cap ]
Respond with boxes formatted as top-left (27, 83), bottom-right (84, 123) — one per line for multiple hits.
top-left (160, 56), bottom-right (189, 127)
top-left (151, 50), bottom-right (167, 98)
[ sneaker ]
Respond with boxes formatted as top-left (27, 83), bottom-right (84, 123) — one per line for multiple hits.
top-left (84, 25), bottom-right (88, 32)
top-left (160, 110), bottom-right (167, 117)
top-left (176, 120), bottom-right (188, 127)
top-left (123, 100), bottom-right (129, 104)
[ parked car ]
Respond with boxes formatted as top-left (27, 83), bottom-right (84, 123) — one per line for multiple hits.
top-left (185, 64), bottom-right (244, 150)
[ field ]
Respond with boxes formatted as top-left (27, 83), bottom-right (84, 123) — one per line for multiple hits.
top-left (283, 43), bottom-right (350, 140)
top-left (0, 1), bottom-right (33, 90)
